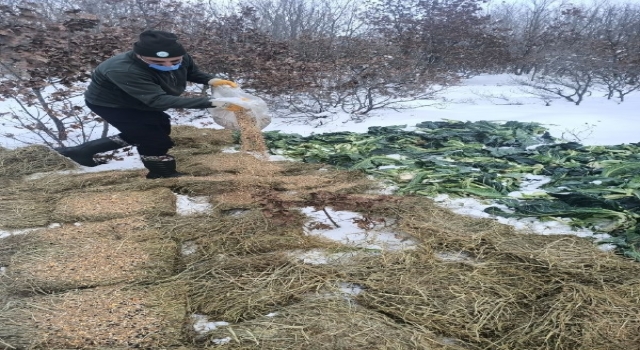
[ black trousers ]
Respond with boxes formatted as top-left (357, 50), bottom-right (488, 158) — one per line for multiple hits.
top-left (86, 101), bottom-right (174, 157)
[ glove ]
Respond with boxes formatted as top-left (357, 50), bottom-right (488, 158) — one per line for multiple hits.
top-left (208, 78), bottom-right (238, 88)
top-left (210, 100), bottom-right (247, 112)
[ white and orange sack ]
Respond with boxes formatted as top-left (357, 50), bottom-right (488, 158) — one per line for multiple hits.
top-left (208, 86), bottom-right (271, 130)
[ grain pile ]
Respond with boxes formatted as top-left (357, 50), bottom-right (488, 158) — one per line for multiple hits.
top-left (3, 217), bottom-right (177, 293)
top-left (0, 284), bottom-right (186, 349)
top-left (20, 169), bottom-right (150, 195)
top-left (53, 187), bottom-right (176, 221)
top-left (0, 145), bottom-right (76, 178)
top-left (0, 197), bottom-right (53, 229)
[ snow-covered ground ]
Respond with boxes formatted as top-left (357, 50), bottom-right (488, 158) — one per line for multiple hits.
top-left (263, 74), bottom-right (640, 146)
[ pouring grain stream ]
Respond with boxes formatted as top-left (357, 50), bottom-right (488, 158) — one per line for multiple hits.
top-left (235, 109), bottom-right (269, 158)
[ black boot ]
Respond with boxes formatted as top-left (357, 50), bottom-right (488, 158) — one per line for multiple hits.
top-left (141, 155), bottom-right (185, 179)
top-left (55, 136), bottom-right (125, 167)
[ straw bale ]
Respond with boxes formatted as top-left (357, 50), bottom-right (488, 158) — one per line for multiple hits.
top-left (183, 147), bottom-right (375, 182)
top-left (176, 157), bottom-right (377, 210)
top-left (0, 170), bottom-right (160, 204)
top-left (0, 177), bottom-right (18, 194)
top-left (53, 187), bottom-right (176, 221)
top-left (177, 153), bottom-right (268, 177)
top-left (162, 210), bottom-right (340, 262)
top-left (0, 145), bottom-right (76, 178)
top-left (354, 198), bottom-right (640, 349)
top-left (166, 175), bottom-right (276, 210)
top-left (0, 284), bottom-right (186, 349)
top-left (392, 196), bottom-right (521, 251)
top-left (197, 296), bottom-right (457, 350)
top-left (0, 170), bottom-right (147, 206)
top-left (3, 217), bottom-right (178, 293)
top-left (172, 176), bottom-right (258, 199)
top-left (0, 176), bottom-right (59, 198)
top-left (347, 252), bottom-right (543, 347)
top-left (62, 172), bottom-right (176, 194)
top-left (349, 197), bottom-right (640, 348)
top-left (169, 126), bottom-right (236, 175)
top-left (392, 197), bottom-right (640, 282)
top-left (192, 152), bottom-right (283, 176)
top-left (268, 172), bottom-right (377, 194)
top-left (343, 245), bottom-right (640, 349)
top-left (0, 233), bottom-right (36, 267)
top-left (0, 197), bottom-right (53, 229)
top-left (211, 186), bottom-right (266, 209)
top-left (29, 169), bottom-right (147, 191)
top-left (183, 253), bottom-right (339, 322)
top-left (522, 282), bottom-right (640, 349)
top-left (173, 173), bottom-right (375, 211)
top-left (275, 161), bottom-right (328, 175)
top-left (484, 234), bottom-right (640, 286)
top-left (171, 125), bottom-right (235, 149)
top-left (172, 159), bottom-right (216, 176)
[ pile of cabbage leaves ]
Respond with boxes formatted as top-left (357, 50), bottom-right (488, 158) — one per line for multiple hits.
top-left (264, 120), bottom-right (640, 259)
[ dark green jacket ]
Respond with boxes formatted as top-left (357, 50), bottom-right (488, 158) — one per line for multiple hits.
top-left (84, 51), bottom-right (214, 111)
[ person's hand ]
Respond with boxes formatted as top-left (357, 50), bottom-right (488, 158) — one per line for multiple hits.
top-left (208, 78), bottom-right (238, 88)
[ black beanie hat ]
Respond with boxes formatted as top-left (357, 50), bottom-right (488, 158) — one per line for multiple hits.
top-left (133, 30), bottom-right (187, 58)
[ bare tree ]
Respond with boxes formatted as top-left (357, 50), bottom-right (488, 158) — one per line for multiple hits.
top-left (489, 0), bottom-right (568, 78)
top-left (589, 3), bottom-right (640, 102)
top-left (5, 0), bottom-right (640, 149)
top-left (0, 1), bottom-right (134, 146)
top-left (363, 0), bottom-right (510, 75)
top-left (243, 0), bottom-right (363, 41)
top-left (492, 0), bottom-right (640, 105)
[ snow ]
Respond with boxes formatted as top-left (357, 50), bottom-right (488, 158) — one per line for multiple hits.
top-left (0, 227), bottom-right (41, 239)
top-left (191, 314), bottom-right (229, 333)
top-left (180, 241), bottom-right (198, 256)
top-left (175, 194), bottom-right (212, 216)
top-left (301, 207), bottom-right (416, 251)
top-left (212, 337), bottom-right (232, 345)
top-left (507, 175), bottom-right (552, 198)
top-left (338, 282), bottom-right (364, 296)
top-left (263, 74), bottom-right (640, 147)
top-left (290, 248), bottom-right (363, 265)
